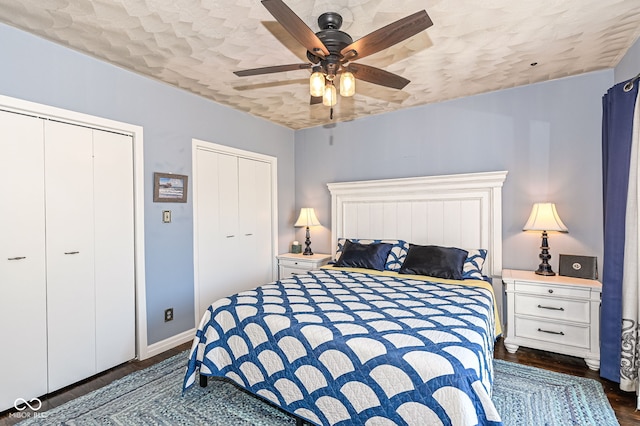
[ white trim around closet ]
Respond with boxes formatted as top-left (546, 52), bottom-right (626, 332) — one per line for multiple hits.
top-left (0, 95), bottom-right (150, 360)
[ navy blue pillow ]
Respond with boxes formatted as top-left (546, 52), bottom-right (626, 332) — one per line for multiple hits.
top-left (399, 244), bottom-right (468, 280)
top-left (334, 239), bottom-right (393, 271)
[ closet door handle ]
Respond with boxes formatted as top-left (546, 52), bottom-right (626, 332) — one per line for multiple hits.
top-left (245, 233), bottom-right (253, 236)
top-left (226, 235), bottom-right (235, 238)
top-left (8, 256), bottom-right (26, 261)
top-left (537, 304), bottom-right (564, 311)
top-left (64, 251), bottom-right (80, 255)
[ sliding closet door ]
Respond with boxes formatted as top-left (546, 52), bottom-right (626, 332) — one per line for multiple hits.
top-left (93, 130), bottom-right (135, 372)
top-left (0, 111), bottom-right (47, 411)
top-left (45, 121), bottom-right (96, 392)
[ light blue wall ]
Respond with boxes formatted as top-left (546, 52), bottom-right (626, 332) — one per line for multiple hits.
top-left (2, 18), bottom-right (637, 344)
top-left (0, 23), bottom-right (296, 345)
top-left (295, 71), bottom-right (614, 273)
top-left (615, 37), bottom-right (640, 84)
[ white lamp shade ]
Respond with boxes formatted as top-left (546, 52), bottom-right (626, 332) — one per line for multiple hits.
top-left (340, 71), bottom-right (355, 97)
top-left (523, 203), bottom-right (568, 232)
top-left (294, 208), bottom-right (321, 227)
top-left (322, 84), bottom-right (337, 106)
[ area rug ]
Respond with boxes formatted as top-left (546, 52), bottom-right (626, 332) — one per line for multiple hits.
top-left (17, 353), bottom-right (618, 425)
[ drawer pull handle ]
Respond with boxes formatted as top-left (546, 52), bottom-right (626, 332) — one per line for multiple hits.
top-left (64, 251), bottom-right (80, 255)
top-left (537, 304), bottom-right (565, 311)
top-left (537, 328), bottom-right (564, 336)
top-left (8, 256), bottom-right (26, 260)
top-left (548, 289), bottom-right (554, 294)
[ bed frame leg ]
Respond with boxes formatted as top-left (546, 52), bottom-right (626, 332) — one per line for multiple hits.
top-left (199, 374), bottom-right (208, 387)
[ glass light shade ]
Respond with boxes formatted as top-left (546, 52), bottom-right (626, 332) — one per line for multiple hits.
top-left (323, 84), bottom-right (337, 106)
top-left (309, 71), bottom-right (325, 97)
top-left (294, 208), bottom-right (321, 227)
top-left (340, 71), bottom-right (355, 97)
top-left (523, 203), bottom-right (568, 232)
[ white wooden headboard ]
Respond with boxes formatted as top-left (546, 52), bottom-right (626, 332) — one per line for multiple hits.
top-left (326, 171), bottom-right (508, 277)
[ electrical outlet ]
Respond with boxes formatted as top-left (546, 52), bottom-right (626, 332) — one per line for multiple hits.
top-left (164, 308), bottom-right (173, 322)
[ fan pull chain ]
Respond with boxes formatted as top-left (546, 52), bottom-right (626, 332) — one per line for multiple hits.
top-left (330, 107), bottom-right (334, 120)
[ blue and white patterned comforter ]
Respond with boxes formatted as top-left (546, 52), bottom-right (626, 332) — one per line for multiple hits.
top-left (183, 268), bottom-right (502, 425)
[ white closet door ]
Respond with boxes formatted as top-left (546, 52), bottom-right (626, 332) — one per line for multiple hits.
top-left (214, 154), bottom-right (242, 297)
top-left (0, 111), bottom-right (47, 410)
top-left (93, 130), bottom-right (135, 371)
top-left (239, 157), bottom-right (257, 236)
top-left (194, 144), bottom-right (276, 320)
top-left (239, 158), bottom-right (273, 285)
top-left (218, 153), bottom-right (239, 237)
top-left (254, 160), bottom-right (273, 282)
top-left (45, 121), bottom-right (96, 392)
top-left (196, 149), bottom-right (223, 317)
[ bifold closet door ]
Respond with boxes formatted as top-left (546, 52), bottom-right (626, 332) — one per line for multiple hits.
top-left (196, 151), bottom-right (240, 317)
top-left (195, 147), bottom-right (275, 320)
top-left (44, 121), bottom-right (96, 392)
top-left (238, 158), bottom-right (272, 285)
top-left (195, 149), bottom-right (219, 317)
top-left (0, 111), bottom-right (47, 411)
top-left (93, 130), bottom-right (135, 372)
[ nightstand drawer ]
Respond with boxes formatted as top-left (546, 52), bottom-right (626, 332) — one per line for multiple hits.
top-left (280, 266), bottom-right (308, 278)
top-left (515, 317), bottom-right (590, 349)
top-left (514, 281), bottom-right (591, 299)
top-left (503, 269), bottom-right (601, 370)
top-left (277, 253), bottom-right (331, 280)
top-left (279, 258), bottom-right (311, 268)
top-left (515, 294), bottom-right (590, 323)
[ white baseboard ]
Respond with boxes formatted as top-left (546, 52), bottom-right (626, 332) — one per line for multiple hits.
top-left (139, 328), bottom-right (196, 360)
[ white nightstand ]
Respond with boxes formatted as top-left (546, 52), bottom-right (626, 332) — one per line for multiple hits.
top-left (503, 269), bottom-right (602, 370)
top-left (277, 253), bottom-right (331, 280)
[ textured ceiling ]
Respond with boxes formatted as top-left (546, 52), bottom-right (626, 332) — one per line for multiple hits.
top-left (1, 0), bottom-right (639, 129)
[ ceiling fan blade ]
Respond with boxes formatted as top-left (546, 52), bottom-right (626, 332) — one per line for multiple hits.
top-left (349, 63), bottom-right (410, 90)
top-left (340, 10), bottom-right (433, 61)
top-left (234, 63), bottom-right (312, 77)
top-left (310, 96), bottom-right (323, 105)
top-left (262, 0), bottom-right (330, 58)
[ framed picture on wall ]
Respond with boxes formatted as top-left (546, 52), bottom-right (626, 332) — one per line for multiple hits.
top-left (153, 172), bottom-right (188, 203)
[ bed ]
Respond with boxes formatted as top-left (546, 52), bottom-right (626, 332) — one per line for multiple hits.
top-left (183, 171), bottom-right (508, 425)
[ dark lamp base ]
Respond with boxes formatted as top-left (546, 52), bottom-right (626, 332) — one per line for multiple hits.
top-left (533, 230), bottom-right (556, 276)
top-left (303, 226), bottom-right (313, 256)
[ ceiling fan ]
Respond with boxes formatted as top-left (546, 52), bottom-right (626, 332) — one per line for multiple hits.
top-left (234, 0), bottom-right (433, 115)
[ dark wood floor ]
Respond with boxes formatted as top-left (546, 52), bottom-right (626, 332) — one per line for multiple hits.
top-left (2, 339), bottom-right (638, 425)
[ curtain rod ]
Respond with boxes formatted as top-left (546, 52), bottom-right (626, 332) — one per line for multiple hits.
top-left (623, 72), bottom-right (640, 92)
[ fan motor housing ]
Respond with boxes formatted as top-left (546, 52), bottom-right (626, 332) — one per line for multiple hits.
top-left (314, 12), bottom-right (352, 56)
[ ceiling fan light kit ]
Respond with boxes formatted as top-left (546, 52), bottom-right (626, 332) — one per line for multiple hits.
top-left (323, 82), bottom-right (337, 107)
top-left (340, 71), bottom-right (356, 97)
top-left (234, 0), bottom-right (433, 118)
top-left (309, 66), bottom-right (325, 97)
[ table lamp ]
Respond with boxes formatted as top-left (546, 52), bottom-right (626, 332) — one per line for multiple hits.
top-left (294, 208), bottom-right (321, 255)
top-left (523, 202), bottom-right (568, 276)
